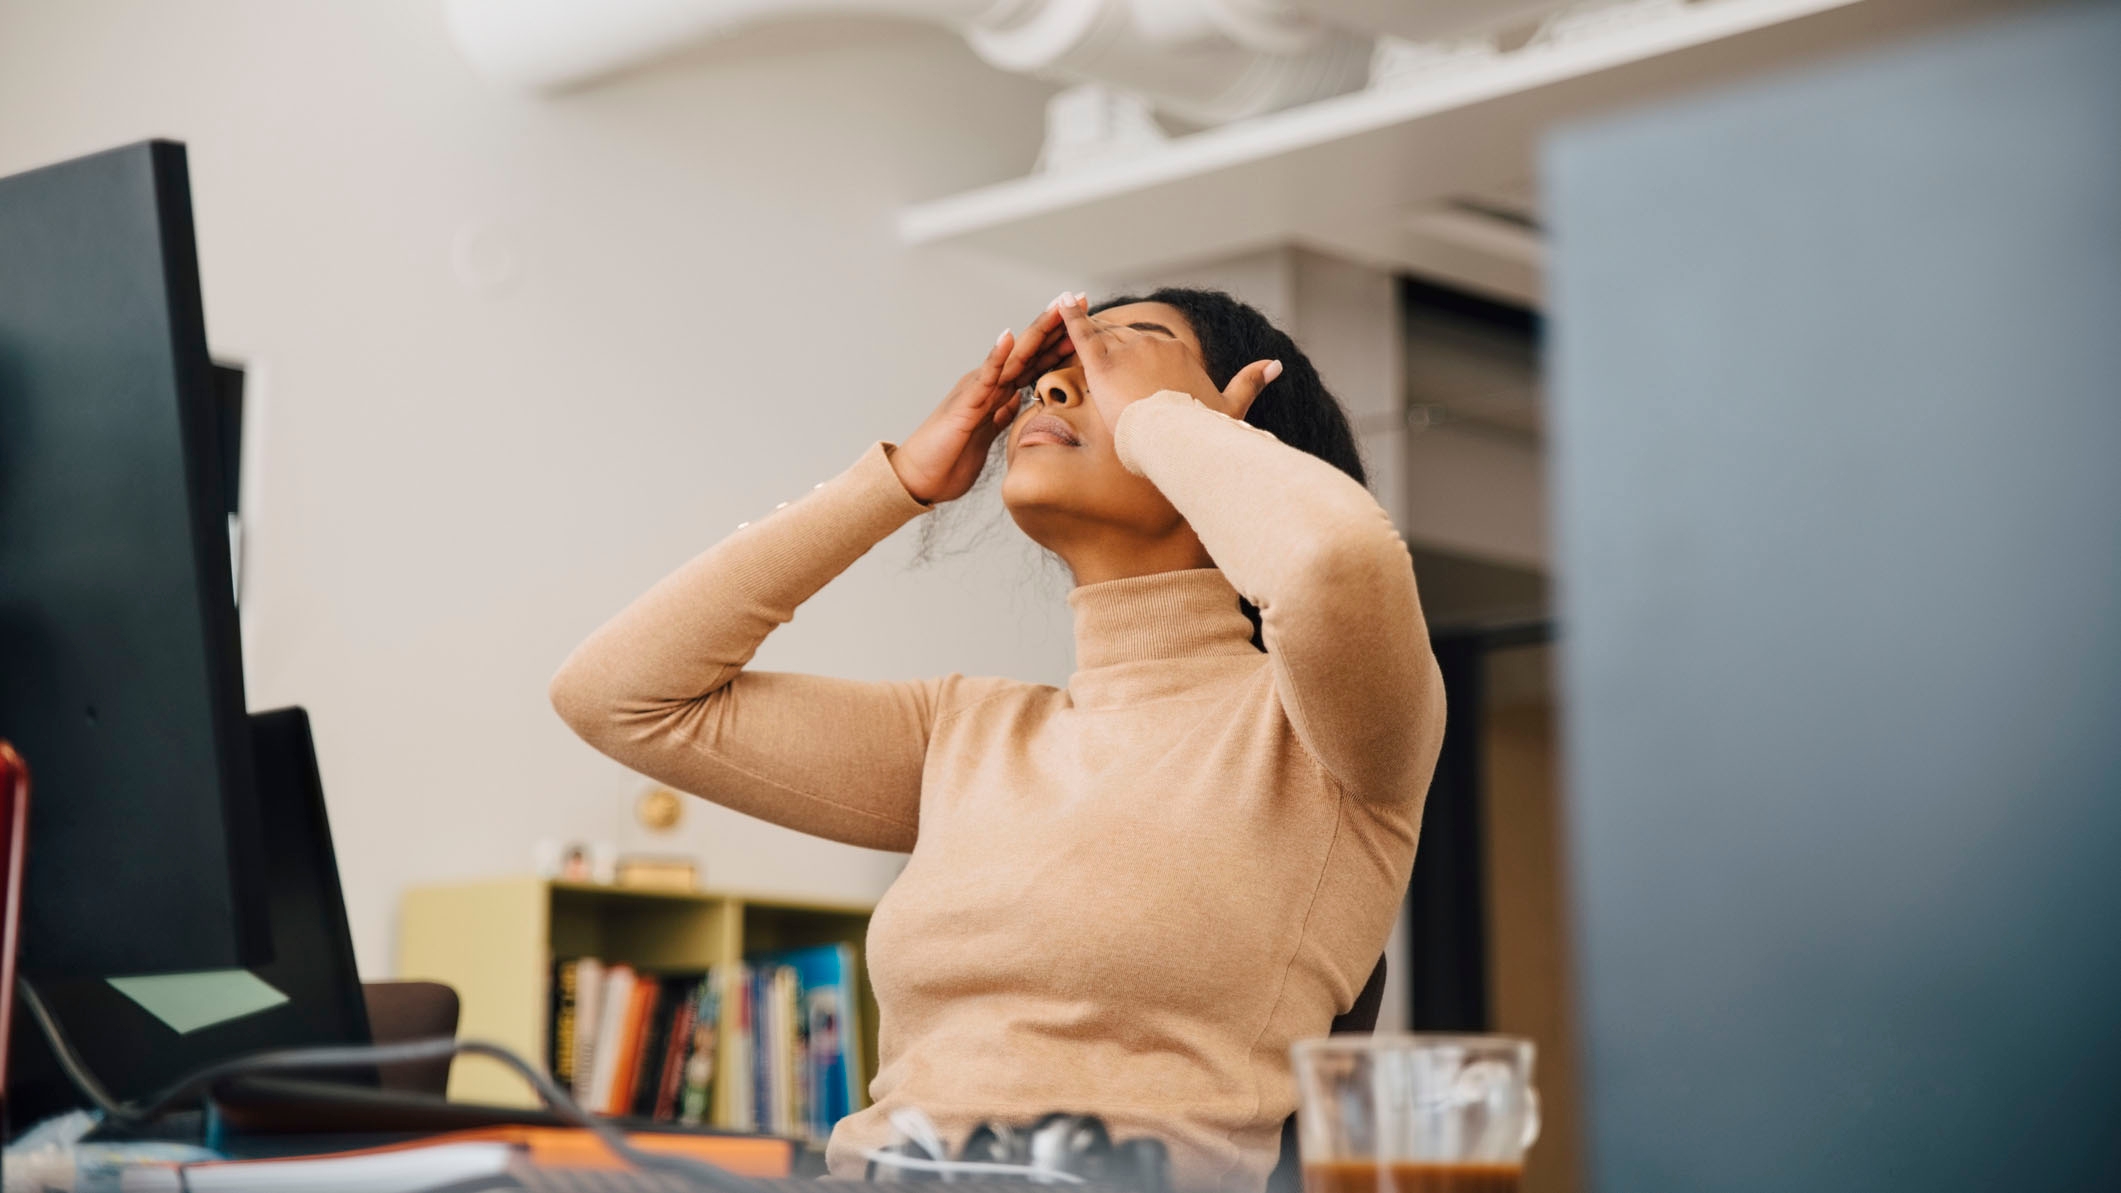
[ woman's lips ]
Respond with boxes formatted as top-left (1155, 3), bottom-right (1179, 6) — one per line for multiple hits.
top-left (1018, 413), bottom-right (1080, 447)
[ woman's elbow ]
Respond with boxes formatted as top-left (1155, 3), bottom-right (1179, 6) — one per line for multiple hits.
top-left (548, 652), bottom-right (617, 744)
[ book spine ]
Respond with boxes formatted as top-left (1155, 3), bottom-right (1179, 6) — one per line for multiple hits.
top-left (654, 978), bottom-right (698, 1121)
top-left (587, 964), bottom-right (633, 1114)
top-left (764, 967), bottom-right (780, 1135)
top-left (571, 958), bottom-right (605, 1103)
top-left (777, 967), bottom-right (789, 1137)
top-left (678, 971), bottom-right (720, 1126)
top-left (755, 966), bottom-right (768, 1134)
top-left (839, 943), bottom-right (866, 1114)
top-left (552, 959), bottom-right (579, 1087)
top-left (631, 980), bottom-right (675, 1119)
top-left (784, 967), bottom-right (805, 1146)
top-left (774, 966), bottom-right (790, 1136)
top-left (613, 978), bottom-right (658, 1117)
top-left (733, 964), bottom-right (754, 1131)
top-left (752, 966), bottom-right (769, 1133)
top-left (785, 967), bottom-right (803, 1139)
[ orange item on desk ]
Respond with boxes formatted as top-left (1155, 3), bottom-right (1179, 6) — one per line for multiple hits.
top-left (470, 1123), bottom-right (792, 1175)
top-left (121, 1124), bottom-right (795, 1192)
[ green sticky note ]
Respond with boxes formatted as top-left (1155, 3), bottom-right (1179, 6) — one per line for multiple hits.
top-left (106, 969), bottom-right (290, 1034)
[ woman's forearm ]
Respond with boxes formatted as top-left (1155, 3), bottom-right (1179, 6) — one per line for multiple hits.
top-left (548, 441), bottom-right (944, 849)
top-left (1113, 390), bottom-right (1444, 800)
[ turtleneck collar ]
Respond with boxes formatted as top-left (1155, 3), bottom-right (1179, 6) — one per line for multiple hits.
top-left (1064, 567), bottom-right (1262, 679)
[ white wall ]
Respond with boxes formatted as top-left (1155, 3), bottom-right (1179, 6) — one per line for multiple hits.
top-left (1403, 425), bottom-right (1547, 570)
top-left (0, 0), bottom-right (1079, 978)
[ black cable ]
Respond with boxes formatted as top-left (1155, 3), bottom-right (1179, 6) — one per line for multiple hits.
top-left (16, 977), bottom-right (768, 1193)
top-left (15, 974), bottom-right (130, 1120)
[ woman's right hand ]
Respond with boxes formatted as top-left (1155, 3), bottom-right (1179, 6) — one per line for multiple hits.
top-left (890, 295), bottom-right (1081, 505)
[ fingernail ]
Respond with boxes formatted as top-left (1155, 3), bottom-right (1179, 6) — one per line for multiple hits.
top-left (1265, 360), bottom-right (1284, 382)
top-left (1052, 292), bottom-right (1070, 310)
top-left (998, 329), bottom-right (1011, 346)
top-left (1074, 291), bottom-right (1089, 307)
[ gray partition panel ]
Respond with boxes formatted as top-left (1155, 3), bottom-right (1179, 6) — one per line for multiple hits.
top-left (1544, 4), bottom-right (2121, 1190)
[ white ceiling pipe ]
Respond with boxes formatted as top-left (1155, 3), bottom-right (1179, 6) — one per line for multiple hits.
top-left (1300, 0), bottom-right (1573, 42)
top-left (970, 0), bottom-right (1370, 124)
top-left (443, 0), bottom-right (1005, 93)
top-left (445, 0), bottom-right (1372, 123)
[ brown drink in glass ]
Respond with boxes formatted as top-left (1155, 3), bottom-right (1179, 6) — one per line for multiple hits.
top-left (1302, 1159), bottom-right (1522, 1193)
top-left (1291, 1035), bottom-right (1538, 1193)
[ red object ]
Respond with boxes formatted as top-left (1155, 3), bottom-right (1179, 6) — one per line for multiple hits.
top-left (0, 741), bottom-right (29, 1099)
top-left (611, 981), bottom-right (659, 1116)
top-left (653, 992), bottom-right (697, 1121)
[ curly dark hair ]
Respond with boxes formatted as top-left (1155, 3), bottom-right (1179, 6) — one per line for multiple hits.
top-left (1095, 286), bottom-right (1367, 486)
top-left (914, 286), bottom-right (1369, 651)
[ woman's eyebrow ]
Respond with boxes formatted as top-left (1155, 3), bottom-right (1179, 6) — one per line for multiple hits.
top-left (1126, 321), bottom-right (1178, 337)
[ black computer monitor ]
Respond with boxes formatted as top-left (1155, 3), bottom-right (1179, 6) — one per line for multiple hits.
top-left (0, 140), bottom-right (269, 977)
top-left (4, 709), bottom-right (373, 1127)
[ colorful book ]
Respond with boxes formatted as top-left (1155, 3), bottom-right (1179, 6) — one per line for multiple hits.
top-left (729, 964), bottom-right (754, 1131)
top-left (677, 971), bottom-right (721, 1126)
top-left (747, 943), bottom-right (865, 1144)
top-left (779, 965), bottom-right (801, 1137)
top-left (750, 966), bottom-right (770, 1134)
top-left (569, 957), bottom-right (605, 1103)
top-left (653, 977), bottom-right (699, 1121)
top-left (584, 964), bottom-right (635, 1114)
top-left (550, 959), bottom-right (579, 1088)
top-left (544, 947), bottom-right (862, 1138)
top-left (632, 975), bottom-right (695, 1119)
top-left (609, 977), bottom-right (658, 1116)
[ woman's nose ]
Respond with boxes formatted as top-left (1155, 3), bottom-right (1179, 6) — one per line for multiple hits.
top-left (1034, 369), bottom-right (1084, 408)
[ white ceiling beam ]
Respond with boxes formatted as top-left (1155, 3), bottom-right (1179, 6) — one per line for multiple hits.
top-left (897, 0), bottom-right (2022, 285)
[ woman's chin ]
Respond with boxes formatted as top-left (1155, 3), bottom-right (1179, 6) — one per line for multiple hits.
top-left (1002, 449), bottom-right (1075, 489)
top-left (1001, 457), bottom-right (1088, 519)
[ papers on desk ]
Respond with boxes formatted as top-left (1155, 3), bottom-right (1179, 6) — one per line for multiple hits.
top-left (119, 1140), bottom-right (513, 1192)
top-left (117, 1125), bottom-right (792, 1192)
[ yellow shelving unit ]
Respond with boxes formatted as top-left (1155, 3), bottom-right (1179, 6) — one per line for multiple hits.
top-left (398, 876), bottom-right (876, 1120)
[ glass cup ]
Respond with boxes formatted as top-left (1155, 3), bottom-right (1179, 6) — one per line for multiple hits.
top-left (1290, 1034), bottom-right (1540, 1193)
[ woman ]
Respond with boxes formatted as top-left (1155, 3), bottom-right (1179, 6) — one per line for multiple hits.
top-left (550, 289), bottom-right (1445, 1191)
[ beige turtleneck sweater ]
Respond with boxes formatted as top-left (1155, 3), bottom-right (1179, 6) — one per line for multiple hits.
top-left (550, 390), bottom-right (1445, 1191)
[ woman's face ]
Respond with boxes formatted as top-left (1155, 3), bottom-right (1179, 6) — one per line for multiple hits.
top-left (999, 301), bottom-right (1204, 548)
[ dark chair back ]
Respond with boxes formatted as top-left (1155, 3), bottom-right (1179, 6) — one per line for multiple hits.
top-left (361, 979), bottom-right (460, 1096)
top-left (1265, 956), bottom-right (1387, 1193)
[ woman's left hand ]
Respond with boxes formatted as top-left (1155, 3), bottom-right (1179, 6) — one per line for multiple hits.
top-left (1056, 294), bottom-right (1283, 430)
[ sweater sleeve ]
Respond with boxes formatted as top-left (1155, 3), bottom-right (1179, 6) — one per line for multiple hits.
top-left (548, 441), bottom-right (942, 852)
top-left (1114, 390), bottom-right (1446, 803)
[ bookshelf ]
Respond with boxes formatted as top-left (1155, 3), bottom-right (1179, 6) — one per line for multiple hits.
top-left (397, 876), bottom-right (877, 1120)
